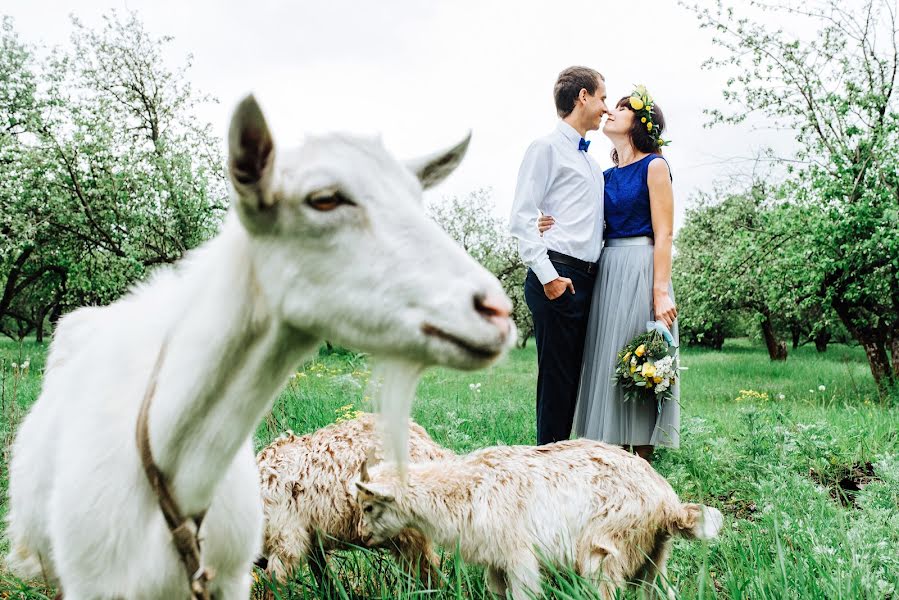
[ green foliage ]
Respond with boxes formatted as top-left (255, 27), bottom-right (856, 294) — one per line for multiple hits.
top-left (0, 12), bottom-right (227, 340)
top-left (684, 0), bottom-right (899, 384)
top-left (427, 188), bottom-right (532, 346)
top-left (674, 183), bottom-right (831, 359)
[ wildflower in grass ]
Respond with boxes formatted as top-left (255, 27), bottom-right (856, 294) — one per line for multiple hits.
top-left (735, 389), bottom-right (769, 403)
top-left (468, 382), bottom-right (482, 393)
top-left (778, 393), bottom-right (785, 400)
top-left (818, 385), bottom-right (826, 392)
top-left (334, 403), bottom-right (363, 424)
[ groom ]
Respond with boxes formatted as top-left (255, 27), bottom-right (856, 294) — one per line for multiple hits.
top-left (509, 66), bottom-right (608, 445)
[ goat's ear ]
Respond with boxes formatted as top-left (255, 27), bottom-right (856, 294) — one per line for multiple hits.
top-left (228, 95), bottom-right (276, 214)
top-left (405, 132), bottom-right (471, 190)
top-left (360, 449), bottom-right (377, 483)
top-left (355, 481), bottom-right (395, 504)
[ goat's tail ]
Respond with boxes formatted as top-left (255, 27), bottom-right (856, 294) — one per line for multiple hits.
top-left (670, 503), bottom-right (724, 540)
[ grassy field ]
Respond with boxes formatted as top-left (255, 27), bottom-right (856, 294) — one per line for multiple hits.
top-left (0, 338), bottom-right (897, 599)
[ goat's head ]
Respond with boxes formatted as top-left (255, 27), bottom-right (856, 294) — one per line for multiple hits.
top-left (228, 95), bottom-right (514, 370)
top-left (352, 462), bottom-right (403, 546)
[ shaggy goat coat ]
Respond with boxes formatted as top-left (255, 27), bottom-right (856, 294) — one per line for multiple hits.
top-left (355, 438), bottom-right (723, 600)
top-left (257, 414), bottom-right (452, 583)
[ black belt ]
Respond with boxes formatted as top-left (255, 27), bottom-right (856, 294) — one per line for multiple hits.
top-left (547, 250), bottom-right (598, 275)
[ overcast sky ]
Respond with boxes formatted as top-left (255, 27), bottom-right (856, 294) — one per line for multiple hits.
top-left (3, 0), bottom-right (805, 231)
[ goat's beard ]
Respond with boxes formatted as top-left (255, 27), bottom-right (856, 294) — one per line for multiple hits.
top-left (368, 356), bottom-right (424, 482)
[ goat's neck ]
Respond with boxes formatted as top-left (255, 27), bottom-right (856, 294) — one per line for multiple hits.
top-left (148, 222), bottom-right (315, 516)
top-left (402, 465), bottom-right (478, 547)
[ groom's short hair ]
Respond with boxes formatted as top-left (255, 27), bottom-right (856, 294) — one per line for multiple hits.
top-left (554, 67), bottom-right (604, 118)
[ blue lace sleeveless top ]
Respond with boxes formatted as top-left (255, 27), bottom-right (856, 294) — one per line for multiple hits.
top-left (603, 154), bottom-right (671, 240)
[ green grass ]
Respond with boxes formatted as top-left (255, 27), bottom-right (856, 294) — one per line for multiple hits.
top-left (1, 338), bottom-right (897, 599)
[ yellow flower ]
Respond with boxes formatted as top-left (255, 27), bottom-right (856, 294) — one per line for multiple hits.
top-left (623, 351), bottom-right (632, 363)
top-left (641, 363), bottom-right (656, 378)
top-left (641, 117), bottom-right (647, 123)
top-left (629, 96), bottom-right (645, 110)
top-left (630, 364), bottom-right (637, 374)
top-left (647, 122), bottom-right (653, 131)
top-left (635, 344), bottom-right (646, 357)
top-left (653, 376), bottom-right (663, 384)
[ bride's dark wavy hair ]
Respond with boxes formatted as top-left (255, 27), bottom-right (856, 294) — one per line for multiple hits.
top-left (610, 96), bottom-right (666, 166)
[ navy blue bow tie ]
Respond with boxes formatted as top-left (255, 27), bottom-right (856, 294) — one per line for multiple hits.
top-left (578, 138), bottom-right (590, 152)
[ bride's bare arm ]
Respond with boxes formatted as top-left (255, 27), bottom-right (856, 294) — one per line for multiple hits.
top-left (648, 158), bottom-right (677, 328)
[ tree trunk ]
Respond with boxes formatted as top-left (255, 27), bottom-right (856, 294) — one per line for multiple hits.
top-left (791, 324), bottom-right (801, 350)
top-left (760, 315), bottom-right (788, 361)
top-left (861, 339), bottom-right (893, 387)
top-left (832, 300), bottom-right (894, 388)
top-left (49, 303), bottom-right (64, 327)
top-left (814, 330), bottom-right (831, 353)
top-left (891, 332), bottom-right (899, 379)
top-left (517, 331), bottom-right (531, 349)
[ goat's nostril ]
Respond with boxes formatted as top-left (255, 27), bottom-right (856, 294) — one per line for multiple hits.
top-left (474, 294), bottom-right (512, 337)
top-left (474, 293), bottom-right (510, 318)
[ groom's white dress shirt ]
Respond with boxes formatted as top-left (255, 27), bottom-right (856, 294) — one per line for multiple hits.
top-left (509, 120), bottom-right (605, 285)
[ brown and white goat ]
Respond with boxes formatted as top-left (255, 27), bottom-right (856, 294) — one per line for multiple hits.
top-left (354, 438), bottom-right (723, 600)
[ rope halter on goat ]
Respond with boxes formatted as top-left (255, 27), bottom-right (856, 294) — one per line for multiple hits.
top-left (136, 343), bottom-right (214, 600)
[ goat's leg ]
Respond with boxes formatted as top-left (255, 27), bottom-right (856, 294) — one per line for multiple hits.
top-left (638, 539), bottom-right (675, 600)
top-left (389, 528), bottom-right (442, 588)
top-left (577, 535), bottom-right (630, 600)
top-left (506, 554), bottom-right (542, 600)
top-left (484, 566), bottom-right (508, 597)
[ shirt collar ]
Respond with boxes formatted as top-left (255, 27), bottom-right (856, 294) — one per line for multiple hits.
top-left (556, 120), bottom-right (584, 148)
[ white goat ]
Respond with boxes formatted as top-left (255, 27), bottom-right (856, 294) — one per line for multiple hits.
top-left (256, 413), bottom-right (452, 588)
top-left (354, 439), bottom-right (723, 600)
top-left (5, 95), bottom-right (513, 600)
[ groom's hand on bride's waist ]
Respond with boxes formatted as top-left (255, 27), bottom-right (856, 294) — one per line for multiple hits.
top-left (544, 277), bottom-right (575, 300)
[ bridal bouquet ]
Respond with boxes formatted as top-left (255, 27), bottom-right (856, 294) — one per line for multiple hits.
top-left (612, 322), bottom-right (681, 409)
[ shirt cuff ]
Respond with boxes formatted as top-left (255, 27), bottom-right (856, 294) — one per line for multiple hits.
top-left (532, 257), bottom-right (560, 285)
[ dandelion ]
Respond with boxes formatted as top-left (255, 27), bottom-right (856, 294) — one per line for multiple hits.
top-left (818, 385), bottom-right (826, 392)
top-left (809, 389), bottom-right (814, 393)
top-left (778, 393), bottom-right (785, 400)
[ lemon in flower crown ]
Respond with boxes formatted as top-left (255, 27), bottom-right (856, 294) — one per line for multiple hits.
top-left (627, 84), bottom-right (670, 147)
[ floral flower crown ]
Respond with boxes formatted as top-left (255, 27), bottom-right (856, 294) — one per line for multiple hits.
top-left (627, 85), bottom-right (670, 148)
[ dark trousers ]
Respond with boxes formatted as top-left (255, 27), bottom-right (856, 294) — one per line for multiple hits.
top-left (524, 263), bottom-right (595, 445)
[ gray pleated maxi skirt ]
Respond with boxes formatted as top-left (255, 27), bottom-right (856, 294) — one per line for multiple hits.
top-left (572, 236), bottom-right (680, 448)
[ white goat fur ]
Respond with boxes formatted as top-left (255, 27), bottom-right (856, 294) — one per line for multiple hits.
top-left (257, 413), bottom-right (452, 584)
top-left (5, 96), bottom-right (513, 599)
top-left (355, 439), bottom-right (724, 600)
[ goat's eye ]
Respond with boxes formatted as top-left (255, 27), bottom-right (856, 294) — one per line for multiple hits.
top-left (307, 188), bottom-right (354, 212)
top-left (363, 505), bottom-right (374, 513)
